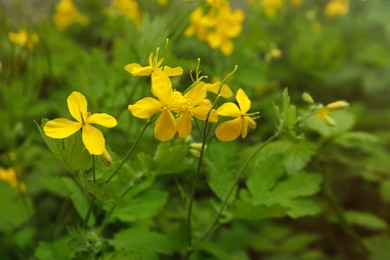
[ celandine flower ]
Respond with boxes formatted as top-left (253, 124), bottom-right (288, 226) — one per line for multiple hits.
top-left (215, 88), bottom-right (259, 141)
top-left (176, 82), bottom-right (218, 138)
top-left (260, 0), bottom-right (283, 17)
top-left (128, 69), bottom-right (187, 141)
top-left (53, 0), bottom-right (88, 30)
top-left (109, 0), bottom-right (142, 27)
top-left (124, 51), bottom-right (183, 77)
top-left (205, 80), bottom-right (233, 98)
top-left (44, 91), bottom-right (117, 155)
top-left (325, 0), bottom-right (350, 17)
top-left (315, 100), bottom-right (349, 126)
top-left (8, 29), bottom-right (39, 50)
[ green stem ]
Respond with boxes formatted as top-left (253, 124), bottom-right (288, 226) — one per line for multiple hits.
top-left (322, 170), bottom-right (368, 256)
top-left (104, 119), bottom-right (153, 184)
top-left (200, 130), bottom-right (281, 241)
top-left (83, 197), bottom-right (95, 228)
top-left (92, 155), bottom-right (96, 182)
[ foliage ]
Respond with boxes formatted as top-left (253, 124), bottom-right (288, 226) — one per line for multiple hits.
top-left (1, 0), bottom-right (389, 259)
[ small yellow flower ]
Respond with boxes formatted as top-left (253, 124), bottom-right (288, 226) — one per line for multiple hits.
top-left (109, 0), bottom-right (142, 27)
top-left (315, 100), bottom-right (349, 126)
top-left (44, 91), bottom-right (117, 155)
top-left (124, 51), bottom-right (183, 77)
top-left (261, 0), bottom-right (283, 17)
top-left (128, 69), bottom-right (187, 141)
top-left (291, 0), bottom-right (303, 7)
top-left (176, 82), bottom-right (218, 138)
top-left (204, 80), bottom-right (233, 98)
top-left (325, 0), bottom-right (350, 17)
top-left (157, 0), bottom-right (168, 6)
top-left (215, 88), bottom-right (259, 141)
top-left (8, 29), bottom-right (39, 50)
top-left (0, 167), bottom-right (26, 192)
top-left (53, 0), bottom-right (88, 30)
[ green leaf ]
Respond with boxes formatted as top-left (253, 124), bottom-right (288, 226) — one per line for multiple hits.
top-left (112, 190), bottom-right (168, 222)
top-left (67, 226), bottom-right (103, 255)
top-left (241, 156), bottom-right (322, 218)
top-left (0, 181), bottom-right (32, 232)
top-left (283, 142), bottom-right (318, 174)
top-left (35, 236), bottom-right (75, 260)
top-left (153, 140), bottom-right (193, 175)
top-left (232, 201), bottom-right (288, 220)
top-left (335, 131), bottom-right (381, 152)
top-left (61, 177), bottom-right (95, 226)
top-left (304, 110), bottom-right (355, 137)
top-left (36, 119), bottom-right (91, 173)
top-left (109, 227), bottom-right (178, 257)
top-left (364, 235), bottom-right (390, 260)
top-left (380, 181), bottom-right (390, 203)
top-left (344, 211), bottom-right (388, 231)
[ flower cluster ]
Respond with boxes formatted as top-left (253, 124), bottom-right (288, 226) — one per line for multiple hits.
top-left (53, 0), bottom-right (88, 30)
top-left (260, 0), bottom-right (283, 17)
top-left (8, 29), bottom-right (39, 50)
top-left (126, 51), bottom-right (259, 141)
top-left (185, 1), bottom-right (244, 56)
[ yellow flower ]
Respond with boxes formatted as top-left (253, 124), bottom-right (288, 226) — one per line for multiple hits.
top-left (0, 167), bottom-right (26, 192)
top-left (215, 88), bottom-right (259, 141)
top-left (261, 0), bottom-right (283, 17)
top-left (204, 80), bottom-right (233, 98)
top-left (157, 0), bottom-right (168, 6)
top-left (185, 6), bottom-right (214, 41)
top-left (53, 0), bottom-right (88, 30)
top-left (110, 0), bottom-right (142, 27)
top-left (325, 0), bottom-right (350, 17)
top-left (315, 100), bottom-right (349, 126)
top-left (8, 29), bottom-right (39, 50)
top-left (44, 91), bottom-right (117, 155)
top-left (291, 0), bottom-right (303, 7)
top-left (207, 6), bottom-right (244, 56)
top-left (124, 51), bottom-right (183, 77)
top-left (176, 82), bottom-right (219, 138)
top-left (128, 69), bottom-right (187, 141)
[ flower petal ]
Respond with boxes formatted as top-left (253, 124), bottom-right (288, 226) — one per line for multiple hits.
top-left (124, 63), bottom-right (153, 76)
top-left (176, 114), bottom-right (192, 138)
top-left (128, 97), bottom-right (162, 118)
top-left (217, 102), bottom-right (241, 117)
top-left (88, 113), bottom-right (117, 128)
top-left (67, 91), bottom-right (88, 123)
top-left (154, 109), bottom-right (176, 141)
top-left (44, 118), bottom-right (82, 139)
top-left (82, 124), bottom-right (105, 155)
top-left (206, 81), bottom-right (233, 98)
top-left (186, 83), bottom-right (207, 105)
top-left (162, 66), bottom-right (183, 77)
top-left (215, 117), bottom-right (242, 141)
top-left (192, 105), bottom-right (218, 123)
top-left (241, 116), bottom-right (248, 138)
top-left (236, 88), bottom-right (251, 114)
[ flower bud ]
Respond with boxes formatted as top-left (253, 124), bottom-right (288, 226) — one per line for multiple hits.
top-left (326, 101), bottom-right (349, 110)
top-left (302, 92), bottom-right (314, 104)
top-left (100, 148), bottom-right (112, 167)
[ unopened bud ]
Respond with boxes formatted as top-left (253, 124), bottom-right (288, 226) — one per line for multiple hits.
top-left (100, 148), bottom-right (112, 167)
top-left (189, 148), bottom-right (200, 158)
top-left (324, 115), bottom-right (336, 126)
top-left (302, 92), bottom-right (314, 104)
top-left (189, 142), bottom-right (204, 151)
top-left (326, 101), bottom-right (349, 110)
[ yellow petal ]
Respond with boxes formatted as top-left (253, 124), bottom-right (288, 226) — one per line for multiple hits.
top-left (124, 63), bottom-right (153, 76)
top-left (44, 118), bottom-right (82, 139)
top-left (176, 114), bottom-right (192, 138)
top-left (236, 88), bottom-right (251, 114)
top-left (128, 97), bottom-right (162, 118)
top-left (67, 91), bottom-right (88, 123)
top-left (82, 124), bottom-right (105, 155)
top-left (88, 113), bottom-right (117, 128)
top-left (162, 66), bottom-right (183, 77)
top-left (192, 106), bottom-right (218, 123)
top-left (217, 102), bottom-right (241, 117)
top-left (154, 109), bottom-right (176, 141)
top-left (221, 39), bottom-right (234, 56)
top-left (185, 83), bottom-right (207, 105)
top-left (215, 117), bottom-right (242, 141)
top-left (206, 81), bottom-right (233, 98)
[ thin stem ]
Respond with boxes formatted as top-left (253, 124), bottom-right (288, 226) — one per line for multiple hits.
top-left (92, 155), bottom-right (96, 182)
top-left (105, 119), bottom-right (154, 184)
top-left (322, 170), bottom-right (368, 257)
top-left (187, 119), bottom-right (209, 247)
top-left (200, 130), bottom-right (281, 241)
top-left (83, 197), bottom-right (95, 228)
